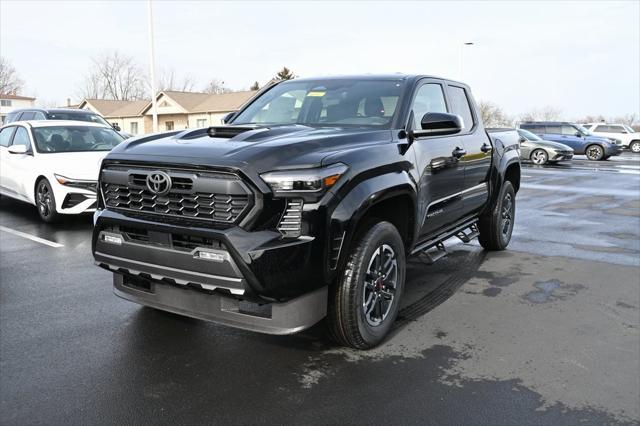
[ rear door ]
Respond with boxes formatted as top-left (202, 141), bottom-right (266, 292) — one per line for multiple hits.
top-left (409, 79), bottom-right (466, 238)
top-left (446, 83), bottom-right (491, 215)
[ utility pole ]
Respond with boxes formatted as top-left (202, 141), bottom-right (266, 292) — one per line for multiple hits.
top-left (148, 0), bottom-right (158, 133)
top-left (458, 41), bottom-right (474, 81)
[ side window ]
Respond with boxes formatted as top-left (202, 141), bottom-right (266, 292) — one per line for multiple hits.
top-left (410, 83), bottom-right (447, 130)
top-left (447, 86), bottom-right (475, 130)
top-left (0, 127), bottom-right (15, 147)
top-left (546, 125), bottom-right (562, 134)
top-left (19, 111), bottom-right (35, 120)
top-left (33, 112), bottom-right (46, 120)
top-left (561, 125), bottom-right (578, 136)
top-left (11, 127), bottom-right (32, 150)
top-left (611, 125), bottom-right (625, 133)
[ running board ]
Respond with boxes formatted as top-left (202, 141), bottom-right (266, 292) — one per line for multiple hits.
top-left (420, 242), bottom-right (447, 264)
top-left (411, 217), bottom-right (479, 256)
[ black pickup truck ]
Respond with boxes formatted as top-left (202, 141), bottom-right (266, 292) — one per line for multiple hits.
top-left (92, 75), bottom-right (521, 349)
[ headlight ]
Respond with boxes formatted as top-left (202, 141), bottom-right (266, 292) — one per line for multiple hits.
top-left (260, 163), bottom-right (348, 197)
top-left (54, 174), bottom-right (98, 192)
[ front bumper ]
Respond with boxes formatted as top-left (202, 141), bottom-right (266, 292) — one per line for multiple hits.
top-left (92, 209), bottom-right (329, 333)
top-left (550, 152), bottom-right (573, 161)
top-left (604, 145), bottom-right (623, 156)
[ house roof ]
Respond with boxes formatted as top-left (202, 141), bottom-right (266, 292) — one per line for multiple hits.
top-left (79, 99), bottom-right (149, 118)
top-left (1, 93), bottom-right (36, 101)
top-left (141, 90), bottom-right (258, 115)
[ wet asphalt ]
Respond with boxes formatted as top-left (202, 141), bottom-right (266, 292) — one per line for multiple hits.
top-left (1, 153), bottom-right (639, 425)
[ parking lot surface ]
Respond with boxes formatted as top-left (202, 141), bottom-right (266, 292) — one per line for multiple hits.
top-left (1, 153), bottom-right (639, 425)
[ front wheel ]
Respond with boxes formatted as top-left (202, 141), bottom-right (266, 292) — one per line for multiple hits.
top-left (327, 221), bottom-right (406, 349)
top-left (530, 149), bottom-right (549, 165)
top-left (585, 144), bottom-right (604, 161)
top-left (630, 140), bottom-right (640, 153)
top-left (478, 180), bottom-right (515, 251)
top-left (35, 179), bottom-right (59, 223)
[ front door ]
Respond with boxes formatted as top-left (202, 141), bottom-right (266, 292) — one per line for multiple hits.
top-left (4, 126), bottom-right (35, 199)
top-left (446, 84), bottom-right (492, 215)
top-left (410, 81), bottom-right (466, 239)
top-left (0, 126), bottom-right (17, 193)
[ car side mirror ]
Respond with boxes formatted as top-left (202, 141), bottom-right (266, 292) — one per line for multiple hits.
top-left (8, 145), bottom-right (28, 154)
top-left (222, 112), bottom-right (236, 124)
top-left (112, 123), bottom-right (121, 131)
top-left (575, 132), bottom-right (582, 137)
top-left (414, 112), bottom-right (463, 137)
top-left (519, 137), bottom-right (527, 143)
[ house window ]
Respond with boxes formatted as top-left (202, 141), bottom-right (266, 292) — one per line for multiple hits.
top-left (130, 122), bottom-right (138, 134)
top-left (165, 121), bottom-right (174, 130)
top-left (1, 100), bottom-right (12, 107)
top-left (196, 119), bottom-right (207, 127)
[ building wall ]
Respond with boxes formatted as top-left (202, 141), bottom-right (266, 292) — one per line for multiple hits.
top-left (187, 112), bottom-right (227, 128)
top-left (106, 116), bottom-right (146, 136)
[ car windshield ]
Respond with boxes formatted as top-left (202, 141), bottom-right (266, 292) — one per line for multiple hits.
top-left (624, 125), bottom-right (635, 133)
top-left (47, 112), bottom-right (111, 126)
top-left (518, 129), bottom-right (542, 141)
top-left (232, 79), bottom-right (404, 129)
top-left (32, 125), bottom-right (124, 153)
top-left (574, 124), bottom-right (591, 135)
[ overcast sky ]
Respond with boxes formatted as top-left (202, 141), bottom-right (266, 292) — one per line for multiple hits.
top-left (1, 0), bottom-right (638, 119)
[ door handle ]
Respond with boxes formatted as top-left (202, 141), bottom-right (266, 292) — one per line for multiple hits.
top-left (481, 143), bottom-right (492, 153)
top-left (452, 147), bottom-right (467, 158)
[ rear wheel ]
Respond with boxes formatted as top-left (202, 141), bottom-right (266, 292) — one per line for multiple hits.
top-left (35, 179), bottom-right (59, 223)
top-left (630, 140), bottom-right (640, 153)
top-left (585, 144), bottom-right (604, 161)
top-left (530, 149), bottom-right (548, 165)
top-left (327, 221), bottom-right (405, 349)
top-left (478, 180), bottom-right (515, 251)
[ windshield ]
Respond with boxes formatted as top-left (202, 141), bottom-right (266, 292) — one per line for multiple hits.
top-left (624, 125), bottom-right (635, 133)
top-left (232, 79), bottom-right (404, 129)
top-left (518, 129), bottom-right (542, 141)
top-left (47, 112), bottom-right (111, 126)
top-left (574, 124), bottom-right (591, 135)
top-left (32, 125), bottom-right (124, 153)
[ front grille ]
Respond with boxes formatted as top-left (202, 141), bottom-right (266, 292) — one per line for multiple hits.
top-left (100, 165), bottom-right (253, 225)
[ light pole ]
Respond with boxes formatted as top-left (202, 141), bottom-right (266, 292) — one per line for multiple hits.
top-left (148, 0), bottom-right (158, 133)
top-left (458, 42), bottom-right (474, 81)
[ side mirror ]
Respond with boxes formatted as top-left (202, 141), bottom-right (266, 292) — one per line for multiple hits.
top-left (112, 123), bottom-right (121, 131)
top-left (222, 112), bottom-right (236, 124)
top-left (8, 145), bottom-right (28, 154)
top-left (519, 137), bottom-right (527, 143)
top-left (414, 112), bottom-right (463, 137)
top-left (575, 132), bottom-right (582, 137)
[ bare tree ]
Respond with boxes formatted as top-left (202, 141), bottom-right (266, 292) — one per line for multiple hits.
top-left (478, 101), bottom-right (512, 127)
top-left (78, 52), bottom-right (146, 100)
top-left (574, 114), bottom-right (606, 124)
top-left (158, 69), bottom-right (196, 92)
top-left (520, 106), bottom-right (563, 122)
top-left (249, 81), bottom-right (260, 91)
top-left (275, 67), bottom-right (295, 81)
top-left (611, 113), bottom-right (637, 126)
top-left (203, 79), bottom-right (233, 94)
top-left (0, 57), bottom-right (24, 94)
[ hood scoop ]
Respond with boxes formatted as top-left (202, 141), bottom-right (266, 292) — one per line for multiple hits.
top-left (207, 126), bottom-right (265, 139)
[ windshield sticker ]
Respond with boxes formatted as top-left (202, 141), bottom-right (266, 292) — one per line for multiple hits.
top-left (306, 91), bottom-right (326, 97)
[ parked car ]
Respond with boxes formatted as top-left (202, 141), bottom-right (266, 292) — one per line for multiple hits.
top-left (0, 120), bottom-right (125, 222)
top-left (92, 74), bottom-right (521, 349)
top-left (4, 107), bottom-right (133, 139)
top-left (516, 128), bottom-right (573, 165)
top-left (518, 121), bottom-right (622, 161)
top-left (583, 123), bottom-right (640, 153)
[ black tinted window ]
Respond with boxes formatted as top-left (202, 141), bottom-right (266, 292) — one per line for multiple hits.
top-left (33, 112), bottom-right (46, 120)
top-left (448, 86), bottom-right (474, 130)
top-left (19, 111), bottom-right (35, 120)
top-left (0, 127), bottom-right (15, 147)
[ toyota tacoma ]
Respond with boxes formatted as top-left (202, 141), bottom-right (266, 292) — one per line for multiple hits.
top-left (92, 75), bottom-right (521, 349)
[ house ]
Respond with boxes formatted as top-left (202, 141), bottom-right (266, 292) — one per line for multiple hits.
top-left (140, 90), bottom-right (257, 132)
top-left (1, 93), bottom-right (36, 124)
top-left (78, 99), bottom-right (149, 135)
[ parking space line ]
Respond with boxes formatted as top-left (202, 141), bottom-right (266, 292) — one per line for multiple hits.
top-left (0, 226), bottom-right (64, 248)
top-left (520, 183), bottom-right (639, 197)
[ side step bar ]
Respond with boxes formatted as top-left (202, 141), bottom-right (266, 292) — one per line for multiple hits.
top-left (411, 217), bottom-right (480, 260)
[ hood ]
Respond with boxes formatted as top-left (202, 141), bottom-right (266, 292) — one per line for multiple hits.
top-left (41, 151), bottom-right (109, 180)
top-left (107, 125), bottom-right (392, 173)
top-left (585, 135), bottom-right (612, 144)
top-left (537, 139), bottom-right (574, 151)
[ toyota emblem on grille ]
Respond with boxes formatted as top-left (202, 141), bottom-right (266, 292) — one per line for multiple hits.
top-left (146, 171), bottom-right (172, 195)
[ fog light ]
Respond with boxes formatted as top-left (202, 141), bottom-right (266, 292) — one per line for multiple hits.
top-left (103, 234), bottom-right (123, 245)
top-left (197, 251), bottom-right (225, 262)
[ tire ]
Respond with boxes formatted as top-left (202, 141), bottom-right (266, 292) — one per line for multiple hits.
top-left (35, 178), bottom-right (59, 223)
top-left (630, 140), bottom-right (640, 153)
top-left (327, 221), bottom-right (406, 349)
top-left (585, 144), bottom-right (604, 161)
top-left (530, 149), bottom-right (548, 165)
top-left (478, 180), bottom-right (515, 251)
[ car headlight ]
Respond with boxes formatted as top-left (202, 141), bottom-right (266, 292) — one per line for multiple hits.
top-left (260, 163), bottom-right (348, 198)
top-left (54, 174), bottom-right (98, 192)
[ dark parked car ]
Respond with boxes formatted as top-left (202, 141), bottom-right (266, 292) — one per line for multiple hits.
top-left (4, 108), bottom-right (132, 138)
top-left (518, 121), bottom-right (621, 161)
top-left (92, 75), bottom-right (521, 349)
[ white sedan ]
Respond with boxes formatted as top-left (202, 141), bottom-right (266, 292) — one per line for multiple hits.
top-left (0, 120), bottom-right (125, 222)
